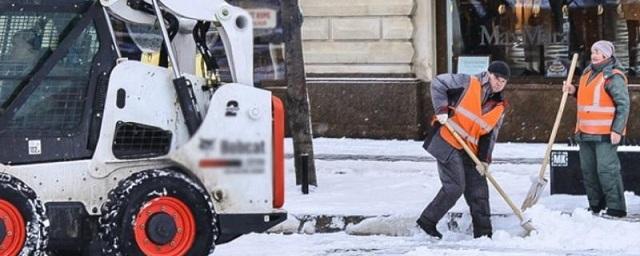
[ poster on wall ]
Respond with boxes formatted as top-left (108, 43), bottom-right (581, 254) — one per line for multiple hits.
top-left (545, 58), bottom-right (569, 78)
top-left (457, 56), bottom-right (490, 75)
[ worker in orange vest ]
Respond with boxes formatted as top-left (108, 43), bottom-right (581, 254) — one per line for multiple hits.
top-left (563, 40), bottom-right (630, 218)
top-left (417, 61), bottom-right (510, 239)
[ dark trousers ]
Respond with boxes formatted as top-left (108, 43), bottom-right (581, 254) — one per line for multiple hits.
top-left (419, 150), bottom-right (492, 236)
top-left (579, 141), bottom-right (626, 212)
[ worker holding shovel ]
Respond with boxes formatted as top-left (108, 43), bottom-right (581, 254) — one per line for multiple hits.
top-left (418, 61), bottom-right (512, 239)
top-left (563, 40), bottom-right (630, 218)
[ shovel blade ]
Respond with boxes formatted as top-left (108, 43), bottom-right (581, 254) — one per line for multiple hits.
top-left (522, 221), bottom-right (536, 234)
top-left (521, 177), bottom-right (548, 211)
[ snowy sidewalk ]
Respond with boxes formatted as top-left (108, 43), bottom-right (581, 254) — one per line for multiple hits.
top-left (216, 138), bottom-right (640, 256)
top-left (274, 138), bottom-right (640, 238)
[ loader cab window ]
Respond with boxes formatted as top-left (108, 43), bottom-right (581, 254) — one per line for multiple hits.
top-left (110, 20), bottom-right (163, 61)
top-left (0, 11), bottom-right (99, 131)
top-left (0, 2), bottom-right (118, 165)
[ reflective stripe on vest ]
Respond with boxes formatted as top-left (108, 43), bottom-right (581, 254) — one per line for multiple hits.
top-left (448, 120), bottom-right (479, 146)
top-left (576, 69), bottom-right (626, 135)
top-left (455, 106), bottom-right (493, 133)
top-left (439, 76), bottom-right (505, 155)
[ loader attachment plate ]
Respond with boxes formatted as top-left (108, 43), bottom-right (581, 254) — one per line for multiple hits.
top-left (216, 212), bottom-right (286, 244)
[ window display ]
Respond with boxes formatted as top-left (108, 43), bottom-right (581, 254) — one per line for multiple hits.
top-left (448, 0), bottom-right (640, 79)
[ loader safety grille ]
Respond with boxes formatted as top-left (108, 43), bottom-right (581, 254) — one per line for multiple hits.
top-left (112, 122), bottom-right (172, 159)
top-left (0, 11), bottom-right (100, 132)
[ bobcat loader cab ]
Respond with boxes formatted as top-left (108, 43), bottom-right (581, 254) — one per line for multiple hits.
top-left (0, 0), bottom-right (286, 255)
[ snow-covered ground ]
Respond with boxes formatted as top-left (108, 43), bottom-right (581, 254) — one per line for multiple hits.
top-left (216, 138), bottom-right (640, 255)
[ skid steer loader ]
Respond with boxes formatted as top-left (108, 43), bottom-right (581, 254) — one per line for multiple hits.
top-left (0, 0), bottom-right (286, 255)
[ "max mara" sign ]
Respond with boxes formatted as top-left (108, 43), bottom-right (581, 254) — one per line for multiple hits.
top-left (479, 25), bottom-right (568, 46)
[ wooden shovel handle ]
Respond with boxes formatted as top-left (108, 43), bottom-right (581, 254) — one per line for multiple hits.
top-left (537, 53), bottom-right (579, 179)
top-left (443, 122), bottom-right (528, 223)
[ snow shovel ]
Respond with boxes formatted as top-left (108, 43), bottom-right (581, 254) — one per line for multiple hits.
top-left (521, 53), bottom-right (579, 211)
top-left (443, 122), bottom-right (536, 233)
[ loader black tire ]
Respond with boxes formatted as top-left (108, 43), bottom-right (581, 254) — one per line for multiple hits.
top-left (98, 169), bottom-right (218, 256)
top-left (0, 173), bottom-right (48, 256)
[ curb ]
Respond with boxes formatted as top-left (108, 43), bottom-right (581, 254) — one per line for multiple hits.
top-left (268, 212), bottom-right (511, 236)
top-left (268, 211), bottom-right (640, 236)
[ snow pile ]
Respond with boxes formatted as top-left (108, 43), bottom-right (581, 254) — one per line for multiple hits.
top-left (345, 215), bottom-right (418, 237)
top-left (405, 204), bottom-right (640, 255)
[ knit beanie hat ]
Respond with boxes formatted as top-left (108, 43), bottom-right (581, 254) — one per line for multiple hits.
top-left (591, 40), bottom-right (615, 59)
top-left (487, 61), bottom-right (511, 79)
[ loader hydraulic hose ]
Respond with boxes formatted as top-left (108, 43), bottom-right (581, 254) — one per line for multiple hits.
top-left (193, 21), bottom-right (219, 72)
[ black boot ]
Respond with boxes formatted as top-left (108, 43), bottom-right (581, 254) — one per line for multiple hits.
top-left (417, 219), bottom-right (442, 239)
top-left (587, 206), bottom-right (603, 215)
top-left (588, 201), bottom-right (606, 215)
top-left (473, 232), bottom-right (493, 239)
top-left (605, 209), bottom-right (627, 218)
top-left (473, 230), bottom-right (492, 239)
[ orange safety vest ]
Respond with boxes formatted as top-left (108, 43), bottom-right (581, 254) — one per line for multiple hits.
top-left (440, 77), bottom-right (505, 155)
top-left (575, 69), bottom-right (627, 135)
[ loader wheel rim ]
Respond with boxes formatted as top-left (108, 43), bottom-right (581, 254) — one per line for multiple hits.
top-left (0, 218), bottom-right (5, 242)
top-left (0, 199), bottom-right (25, 256)
top-left (146, 213), bottom-right (177, 245)
top-left (134, 196), bottom-right (195, 256)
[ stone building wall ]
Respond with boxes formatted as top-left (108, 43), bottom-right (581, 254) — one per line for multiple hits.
top-left (282, 1), bottom-right (640, 142)
top-left (290, 0), bottom-right (437, 140)
top-left (299, 0), bottom-right (420, 75)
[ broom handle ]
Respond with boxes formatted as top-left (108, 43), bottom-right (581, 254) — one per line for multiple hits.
top-left (443, 122), bottom-right (526, 222)
top-left (537, 53), bottom-right (579, 179)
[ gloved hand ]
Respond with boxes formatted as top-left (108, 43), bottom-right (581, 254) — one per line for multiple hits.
top-left (611, 131), bottom-right (622, 145)
top-left (562, 81), bottom-right (576, 94)
top-left (475, 161), bottom-right (489, 175)
top-left (436, 114), bottom-right (448, 124)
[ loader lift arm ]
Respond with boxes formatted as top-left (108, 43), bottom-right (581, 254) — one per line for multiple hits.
top-left (102, 0), bottom-right (254, 86)
top-left (102, 0), bottom-right (254, 135)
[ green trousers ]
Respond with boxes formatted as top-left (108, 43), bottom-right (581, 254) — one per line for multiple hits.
top-left (578, 141), bottom-right (626, 211)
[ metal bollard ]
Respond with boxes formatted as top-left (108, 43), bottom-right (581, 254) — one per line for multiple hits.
top-left (301, 153), bottom-right (309, 194)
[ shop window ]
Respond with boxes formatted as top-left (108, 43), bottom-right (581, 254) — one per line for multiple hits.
top-left (215, 0), bottom-right (285, 87)
top-left (441, 0), bottom-right (640, 81)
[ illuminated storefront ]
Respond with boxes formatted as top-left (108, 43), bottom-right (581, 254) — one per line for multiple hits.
top-left (437, 0), bottom-right (640, 83)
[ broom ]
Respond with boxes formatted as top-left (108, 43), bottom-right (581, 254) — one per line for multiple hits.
top-left (521, 53), bottom-right (579, 211)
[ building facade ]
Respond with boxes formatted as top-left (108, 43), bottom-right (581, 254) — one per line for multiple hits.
top-left (297, 0), bottom-right (434, 139)
top-left (298, 0), bottom-right (640, 142)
